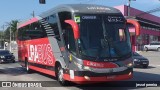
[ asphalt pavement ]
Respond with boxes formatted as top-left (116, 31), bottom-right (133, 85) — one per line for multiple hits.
top-left (0, 51), bottom-right (159, 90)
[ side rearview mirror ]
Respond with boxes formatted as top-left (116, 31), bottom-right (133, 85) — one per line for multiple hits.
top-left (64, 20), bottom-right (80, 40)
top-left (127, 19), bottom-right (140, 36)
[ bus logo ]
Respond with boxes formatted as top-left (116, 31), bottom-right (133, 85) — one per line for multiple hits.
top-left (86, 62), bottom-right (104, 68)
top-left (28, 44), bottom-right (54, 65)
top-left (74, 16), bottom-right (80, 23)
top-left (87, 7), bottom-right (110, 10)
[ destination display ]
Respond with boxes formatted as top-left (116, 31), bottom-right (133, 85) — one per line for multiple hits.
top-left (105, 15), bottom-right (125, 23)
top-left (74, 14), bottom-right (125, 23)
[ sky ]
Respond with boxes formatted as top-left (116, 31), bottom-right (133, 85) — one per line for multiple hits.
top-left (0, 0), bottom-right (160, 30)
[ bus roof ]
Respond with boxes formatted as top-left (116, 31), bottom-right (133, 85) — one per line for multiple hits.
top-left (17, 16), bottom-right (41, 29)
top-left (17, 4), bottom-right (122, 29)
top-left (40, 4), bottom-right (121, 17)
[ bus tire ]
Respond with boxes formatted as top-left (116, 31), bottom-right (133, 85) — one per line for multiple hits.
top-left (56, 64), bottom-right (68, 86)
top-left (25, 58), bottom-right (32, 73)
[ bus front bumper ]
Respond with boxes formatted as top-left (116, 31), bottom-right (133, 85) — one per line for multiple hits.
top-left (63, 68), bottom-right (133, 84)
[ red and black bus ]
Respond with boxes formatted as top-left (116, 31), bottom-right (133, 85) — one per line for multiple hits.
top-left (17, 4), bottom-right (140, 85)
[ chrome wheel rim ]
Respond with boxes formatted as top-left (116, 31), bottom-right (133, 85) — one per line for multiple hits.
top-left (58, 67), bottom-right (63, 82)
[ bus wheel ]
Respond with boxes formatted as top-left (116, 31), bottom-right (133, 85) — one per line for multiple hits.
top-left (56, 65), bottom-right (68, 86)
top-left (25, 59), bottom-right (32, 73)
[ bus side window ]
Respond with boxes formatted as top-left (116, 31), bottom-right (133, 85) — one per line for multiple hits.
top-left (29, 22), bottom-right (47, 39)
top-left (45, 14), bottom-right (60, 41)
top-left (22, 26), bottom-right (30, 40)
top-left (62, 25), bottom-right (76, 55)
top-left (18, 28), bottom-right (23, 41)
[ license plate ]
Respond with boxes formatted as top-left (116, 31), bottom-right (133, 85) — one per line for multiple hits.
top-left (7, 59), bottom-right (11, 60)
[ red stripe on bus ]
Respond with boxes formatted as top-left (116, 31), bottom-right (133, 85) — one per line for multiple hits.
top-left (29, 65), bottom-right (55, 76)
top-left (83, 60), bottom-right (118, 68)
top-left (63, 73), bottom-right (133, 84)
top-left (18, 17), bottom-right (39, 29)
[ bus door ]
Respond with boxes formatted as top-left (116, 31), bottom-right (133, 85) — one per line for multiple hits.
top-left (57, 12), bottom-right (74, 68)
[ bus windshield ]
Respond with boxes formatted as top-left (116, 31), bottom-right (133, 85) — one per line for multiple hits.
top-left (75, 14), bottom-right (131, 59)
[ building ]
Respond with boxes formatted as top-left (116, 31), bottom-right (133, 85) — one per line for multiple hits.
top-left (115, 5), bottom-right (160, 51)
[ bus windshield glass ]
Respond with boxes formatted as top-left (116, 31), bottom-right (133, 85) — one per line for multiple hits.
top-left (74, 14), bottom-right (131, 59)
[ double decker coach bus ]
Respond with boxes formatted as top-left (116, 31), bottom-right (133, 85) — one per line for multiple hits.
top-left (17, 4), bottom-right (140, 85)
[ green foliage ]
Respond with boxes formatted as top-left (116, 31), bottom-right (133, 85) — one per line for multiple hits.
top-left (2, 20), bottom-right (19, 42)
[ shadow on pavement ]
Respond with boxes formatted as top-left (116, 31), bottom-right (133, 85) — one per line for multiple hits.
top-left (0, 67), bottom-right (27, 76)
top-left (28, 70), bottom-right (160, 90)
top-left (0, 63), bottom-right (27, 76)
top-left (134, 66), bottom-right (156, 69)
top-left (63, 71), bottom-right (160, 90)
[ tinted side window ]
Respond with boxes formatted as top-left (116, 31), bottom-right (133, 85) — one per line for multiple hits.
top-left (18, 28), bottom-right (23, 41)
top-left (42, 14), bottom-right (60, 40)
top-left (58, 12), bottom-right (76, 54)
top-left (18, 27), bottom-right (28, 41)
top-left (18, 21), bottom-right (47, 41)
top-left (66, 26), bottom-right (76, 54)
top-left (27, 22), bottom-right (47, 40)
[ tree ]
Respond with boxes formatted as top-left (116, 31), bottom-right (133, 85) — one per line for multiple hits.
top-left (3, 27), bottom-right (10, 42)
top-left (5, 20), bottom-right (19, 41)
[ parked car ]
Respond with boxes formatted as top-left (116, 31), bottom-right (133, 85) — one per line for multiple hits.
top-left (144, 42), bottom-right (160, 51)
top-left (0, 50), bottom-right (15, 63)
top-left (133, 52), bottom-right (149, 68)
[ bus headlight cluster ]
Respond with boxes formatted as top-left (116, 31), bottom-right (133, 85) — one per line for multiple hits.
top-left (83, 66), bottom-right (92, 71)
top-left (74, 61), bottom-right (92, 71)
top-left (74, 61), bottom-right (83, 69)
top-left (84, 76), bottom-right (90, 80)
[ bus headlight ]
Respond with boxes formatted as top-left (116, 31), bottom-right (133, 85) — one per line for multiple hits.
top-left (84, 76), bottom-right (90, 80)
top-left (83, 66), bottom-right (92, 71)
top-left (74, 61), bottom-right (92, 71)
top-left (129, 72), bottom-right (132, 76)
top-left (74, 61), bottom-right (83, 69)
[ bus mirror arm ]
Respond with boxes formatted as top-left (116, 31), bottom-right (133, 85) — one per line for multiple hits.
top-left (64, 20), bottom-right (80, 40)
top-left (127, 19), bottom-right (140, 36)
